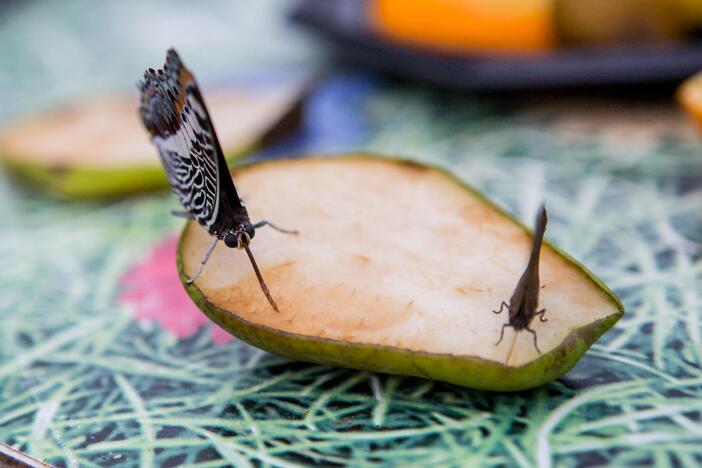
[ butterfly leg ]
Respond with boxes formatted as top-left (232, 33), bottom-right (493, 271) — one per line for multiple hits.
top-left (252, 220), bottom-right (299, 235)
top-left (525, 325), bottom-right (541, 354)
top-left (186, 237), bottom-right (218, 285)
top-left (493, 301), bottom-right (509, 315)
top-left (536, 308), bottom-right (548, 322)
top-left (171, 210), bottom-right (194, 219)
top-left (495, 323), bottom-right (512, 346)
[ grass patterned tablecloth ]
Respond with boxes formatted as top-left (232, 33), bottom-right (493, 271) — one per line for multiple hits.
top-left (1, 2), bottom-right (702, 467)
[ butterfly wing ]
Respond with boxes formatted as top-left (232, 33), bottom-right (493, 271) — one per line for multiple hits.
top-left (508, 205), bottom-right (547, 328)
top-left (139, 49), bottom-right (248, 234)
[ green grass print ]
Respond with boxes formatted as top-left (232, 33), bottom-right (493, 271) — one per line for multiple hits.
top-left (1, 1), bottom-right (702, 467)
top-left (2, 88), bottom-right (702, 466)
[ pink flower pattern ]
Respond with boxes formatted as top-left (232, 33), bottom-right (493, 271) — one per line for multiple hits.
top-left (119, 235), bottom-right (233, 345)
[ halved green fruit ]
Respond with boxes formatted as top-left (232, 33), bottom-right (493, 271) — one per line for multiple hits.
top-left (0, 82), bottom-right (305, 198)
top-left (177, 155), bottom-right (623, 391)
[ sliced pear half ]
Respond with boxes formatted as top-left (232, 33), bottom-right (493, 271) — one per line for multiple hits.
top-left (0, 81), bottom-right (305, 198)
top-left (178, 155), bottom-right (623, 391)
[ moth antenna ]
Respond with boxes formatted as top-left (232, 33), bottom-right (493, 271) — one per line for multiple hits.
top-left (243, 244), bottom-right (280, 313)
top-left (530, 205), bottom-right (547, 261)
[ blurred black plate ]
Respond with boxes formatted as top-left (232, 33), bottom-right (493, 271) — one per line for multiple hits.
top-left (291, 0), bottom-right (702, 91)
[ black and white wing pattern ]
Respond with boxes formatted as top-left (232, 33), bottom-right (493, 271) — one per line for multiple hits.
top-left (139, 49), bottom-right (248, 235)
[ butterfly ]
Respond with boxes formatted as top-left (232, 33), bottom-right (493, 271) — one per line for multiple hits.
top-left (138, 49), bottom-right (297, 313)
top-left (493, 205), bottom-right (548, 353)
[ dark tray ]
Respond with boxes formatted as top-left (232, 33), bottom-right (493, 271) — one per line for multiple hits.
top-left (291, 0), bottom-right (702, 91)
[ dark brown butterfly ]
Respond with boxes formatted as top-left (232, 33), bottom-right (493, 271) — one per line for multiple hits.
top-left (138, 49), bottom-right (297, 312)
top-left (493, 205), bottom-right (548, 353)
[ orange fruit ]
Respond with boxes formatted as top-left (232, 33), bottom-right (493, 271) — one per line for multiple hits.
top-left (678, 71), bottom-right (702, 130)
top-left (370, 0), bottom-right (556, 54)
top-left (370, 0), bottom-right (695, 54)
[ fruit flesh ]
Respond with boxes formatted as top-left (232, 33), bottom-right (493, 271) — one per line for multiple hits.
top-left (180, 156), bottom-right (622, 371)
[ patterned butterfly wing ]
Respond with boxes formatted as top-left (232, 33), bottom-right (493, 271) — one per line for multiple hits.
top-left (139, 49), bottom-right (249, 235)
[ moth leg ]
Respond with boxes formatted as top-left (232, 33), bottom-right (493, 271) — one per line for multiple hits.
top-left (186, 237), bottom-right (218, 285)
top-left (252, 219), bottom-right (299, 235)
top-left (495, 323), bottom-right (512, 346)
top-left (536, 308), bottom-right (548, 322)
top-left (525, 325), bottom-right (541, 354)
top-left (171, 210), bottom-right (194, 219)
top-left (493, 301), bottom-right (509, 315)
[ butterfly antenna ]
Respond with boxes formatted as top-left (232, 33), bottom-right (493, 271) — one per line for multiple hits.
top-left (243, 244), bottom-right (280, 313)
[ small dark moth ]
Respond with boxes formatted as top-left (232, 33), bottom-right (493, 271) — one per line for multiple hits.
top-left (138, 49), bottom-right (297, 313)
top-left (493, 205), bottom-right (548, 353)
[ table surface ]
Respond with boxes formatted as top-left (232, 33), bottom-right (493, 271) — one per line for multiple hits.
top-left (1, 1), bottom-right (702, 467)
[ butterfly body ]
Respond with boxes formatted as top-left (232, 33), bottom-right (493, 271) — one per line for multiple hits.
top-left (493, 206), bottom-right (548, 353)
top-left (139, 49), bottom-right (296, 312)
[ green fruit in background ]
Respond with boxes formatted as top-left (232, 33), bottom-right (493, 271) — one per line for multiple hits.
top-left (0, 82), bottom-right (306, 198)
top-left (177, 155), bottom-right (623, 391)
top-left (555, 0), bottom-right (694, 46)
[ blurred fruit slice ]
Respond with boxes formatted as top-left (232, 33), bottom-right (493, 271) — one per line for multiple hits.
top-left (178, 155), bottom-right (623, 391)
top-left (678, 70), bottom-right (702, 130)
top-left (0, 79), bottom-right (307, 198)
